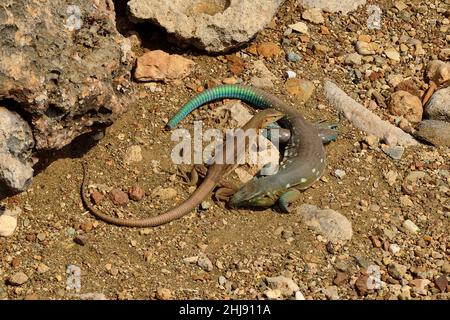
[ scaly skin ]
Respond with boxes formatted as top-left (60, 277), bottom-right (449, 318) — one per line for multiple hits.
top-left (167, 85), bottom-right (328, 212)
top-left (81, 108), bottom-right (284, 227)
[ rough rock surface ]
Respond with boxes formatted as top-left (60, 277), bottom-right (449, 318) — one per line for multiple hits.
top-left (0, 0), bottom-right (134, 152)
top-left (297, 0), bottom-right (367, 14)
top-left (127, 0), bottom-right (284, 52)
top-left (425, 86), bottom-right (450, 122)
top-left (414, 120), bottom-right (450, 147)
top-left (389, 90), bottom-right (423, 124)
top-left (0, 107), bottom-right (34, 195)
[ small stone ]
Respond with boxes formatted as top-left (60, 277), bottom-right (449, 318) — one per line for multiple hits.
top-left (389, 244), bottom-right (401, 255)
top-left (425, 86), bottom-right (450, 122)
top-left (302, 9), bottom-right (325, 24)
top-left (285, 78), bottom-right (315, 102)
top-left (73, 236), bottom-right (87, 246)
top-left (344, 53), bottom-right (362, 66)
top-left (294, 291), bottom-right (305, 300)
top-left (257, 42), bottom-right (283, 59)
top-left (0, 214), bottom-right (18, 237)
top-left (410, 279), bottom-right (430, 295)
top-left (289, 22), bottom-right (309, 34)
top-left (124, 145), bottom-right (143, 164)
top-left (384, 48), bottom-right (401, 62)
top-left (286, 70), bottom-right (297, 78)
top-left (442, 261), bottom-right (450, 274)
top-left (264, 289), bottom-right (282, 299)
top-left (218, 276), bottom-right (227, 286)
top-left (152, 187), bottom-right (177, 200)
top-left (90, 191), bottom-right (104, 205)
top-left (222, 77), bottom-right (237, 85)
top-left (355, 41), bottom-right (375, 55)
top-left (110, 188), bottom-right (129, 206)
top-left (405, 171), bottom-right (426, 183)
top-left (388, 263), bottom-right (408, 280)
top-left (183, 256), bottom-right (199, 264)
top-left (197, 255), bottom-right (213, 272)
top-left (156, 287), bottom-right (172, 300)
top-left (287, 52), bottom-right (302, 62)
top-left (384, 170), bottom-right (398, 186)
top-left (369, 235), bottom-right (382, 248)
top-left (333, 271), bottom-right (347, 286)
top-left (355, 274), bottom-right (369, 295)
top-left (382, 145), bottom-right (405, 160)
top-left (135, 50), bottom-right (194, 82)
top-left (265, 275), bottom-right (299, 297)
top-left (395, 1), bottom-right (407, 11)
top-left (200, 201), bottom-right (211, 210)
top-left (323, 285), bottom-right (339, 300)
top-left (37, 263), bottom-right (50, 274)
top-left (415, 120), bottom-right (450, 147)
top-left (334, 169), bottom-right (346, 179)
top-left (389, 90), bottom-right (423, 123)
top-left (8, 272), bottom-right (29, 286)
top-left (403, 219), bottom-right (419, 234)
top-left (399, 195), bottom-right (413, 207)
top-left (434, 275), bottom-right (448, 292)
top-left (313, 44), bottom-right (330, 55)
top-left (128, 186), bottom-right (145, 201)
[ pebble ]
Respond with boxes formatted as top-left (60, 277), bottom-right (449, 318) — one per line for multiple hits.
top-left (265, 275), bottom-right (299, 297)
top-left (399, 195), bottom-right (413, 207)
top-left (197, 255), bottom-right (213, 272)
top-left (287, 52), bottom-right (302, 62)
top-left (403, 219), bottom-right (420, 234)
top-left (0, 214), bottom-right (18, 237)
top-left (124, 145), bottom-right (143, 164)
top-left (218, 276), bottom-right (227, 286)
top-left (405, 171), bottom-right (426, 183)
top-left (355, 274), bottom-right (370, 295)
top-left (289, 22), bottom-right (309, 34)
top-left (302, 8), bottom-right (325, 24)
top-left (285, 78), bottom-right (315, 102)
top-left (90, 191), bottom-right (104, 205)
top-left (389, 244), bottom-right (401, 255)
top-left (257, 42), bottom-right (283, 59)
top-left (37, 263), bottom-right (50, 274)
top-left (74, 235), bottom-right (87, 246)
top-left (389, 90), bottom-right (423, 124)
top-left (434, 275), bottom-right (448, 292)
top-left (152, 187), bottom-right (177, 200)
top-left (294, 291), bottom-right (305, 300)
top-left (425, 86), bottom-right (450, 122)
top-left (388, 263), bottom-right (408, 280)
top-left (384, 48), bottom-right (401, 62)
top-left (286, 70), bottom-right (297, 78)
top-left (382, 145), bottom-right (405, 160)
top-left (384, 170), bottom-right (398, 186)
top-left (333, 271), bottom-right (348, 286)
top-left (355, 41), bottom-right (376, 55)
top-left (128, 186), bottom-right (145, 201)
top-left (334, 169), bottom-right (346, 179)
top-left (156, 287), bottom-right (172, 300)
top-left (297, 204), bottom-right (353, 244)
top-left (442, 261), bottom-right (450, 274)
top-left (415, 120), bottom-right (450, 147)
top-left (200, 201), bottom-right (211, 210)
top-left (264, 289), bottom-right (282, 299)
top-left (344, 53), bottom-right (362, 66)
top-left (410, 279), bottom-right (430, 295)
top-left (110, 188), bottom-right (129, 206)
top-left (8, 272), bottom-right (29, 286)
top-left (323, 285), bottom-right (339, 300)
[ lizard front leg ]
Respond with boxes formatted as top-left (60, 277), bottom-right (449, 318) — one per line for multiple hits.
top-left (278, 188), bottom-right (301, 213)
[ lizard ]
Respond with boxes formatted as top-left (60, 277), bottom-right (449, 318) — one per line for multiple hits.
top-left (81, 108), bottom-right (284, 227)
top-left (166, 84), bottom-right (333, 212)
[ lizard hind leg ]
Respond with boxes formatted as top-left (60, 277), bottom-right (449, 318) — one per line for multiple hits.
top-left (278, 188), bottom-right (302, 213)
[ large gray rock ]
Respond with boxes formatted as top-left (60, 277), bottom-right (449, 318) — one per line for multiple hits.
top-left (414, 120), bottom-right (450, 147)
top-left (425, 86), bottom-right (450, 122)
top-left (298, 0), bottom-right (367, 14)
top-left (0, 0), bottom-right (134, 152)
top-left (0, 107), bottom-right (34, 195)
top-left (127, 0), bottom-right (284, 52)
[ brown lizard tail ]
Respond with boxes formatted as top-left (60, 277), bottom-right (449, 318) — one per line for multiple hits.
top-left (81, 162), bottom-right (215, 227)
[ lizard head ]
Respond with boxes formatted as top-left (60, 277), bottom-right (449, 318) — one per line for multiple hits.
top-left (252, 108), bottom-right (285, 129)
top-left (229, 177), bottom-right (278, 208)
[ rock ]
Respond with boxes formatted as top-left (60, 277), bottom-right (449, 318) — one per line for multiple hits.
top-left (388, 263), bottom-right (408, 280)
top-left (302, 9), bottom-right (325, 24)
top-left (90, 191), bottom-right (104, 205)
top-left (410, 279), bottom-right (430, 295)
top-left (285, 79), bottom-right (315, 102)
top-left (344, 53), bottom-right (362, 66)
top-left (286, 71), bottom-right (297, 79)
top-left (323, 286), bottom-right (339, 300)
top-left (152, 187), bottom-right (177, 200)
top-left (257, 42), bottom-right (283, 59)
top-left (425, 86), bottom-right (450, 122)
top-left (183, 256), bottom-right (199, 264)
top-left (387, 74), bottom-right (404, 88)
top-left (297, 204), bottom-right (353, 244)
top-left (389, 91), bottom-right (423, 123)
top-left (298, 0), bottom-right (367, 14)
top-left (129, 186), bottom-right (145, 201)
top-left (334, 169), bottom-right (346, 179)
top-left (265, 275), bottom-right (299, 297)
top-left (250, 60), bottom-right (276, 88)
top-left (73, 235), bottom-right (87, 246)
top-left (414, 120), bottom-right (450, 147)
top-left (355, 41), bottom-right (376, 55)
top-left (200, 201), bottom-right (211, 210)
top-left (313, 44), bottom-right (330, 55)
top-left (264, 289), bottom-right (282, 299)
top-left (439, 48), bottom-right (450, 60)
top-left (434, 275), bottom-right (448, 292)
top-left (289, 22), bottom-right (309, 34)
top-left (0, 211), bottom-right (18, 237)
top-left (333, 271), bottom-right (348, 286)
top-left (287, 52), bottom-right (302, 62)
top-left (395, 80), bottom-right (421, 98)
top-left (403, 219), bottom-right (419, 234)
top-left (294, 291), bottom-right (306, 300)
top-left (355, 274), bottom-right (369, 295)
top-left (8, 272), bottom-right (29, 286)
top-left (0, 1), bottom-right (133, 152)
top-left (124, 145), bottom-right (143, 164)
top-left (156, 287), bottom-right (172, 300)
top-left (135, 50), bottom-right (194, 82)
top-left (384, 48), bottom-right (401, 62)
top-left (37, 263), bottom-right (50, 274)
top-left (197, 255), bottom-right (213, 272)
top-left (442, 261), bottom-right (450, 274)
top-left (405, 171), bottom-right (426, 183)
top-left (426, 60), bottom-right (450, 85)
top-left (382, 145), bottom-right (404, 160)
top-left (389, 244), bottom-right (401, 255)
top-left (384, 170), bottom-right (398, 186)
top-left (128, 0), bottom-right (283, 52)
top-left (0, 108), bottom-right (34, 195)
top-left (110, 188), bottom-right (129, 206)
